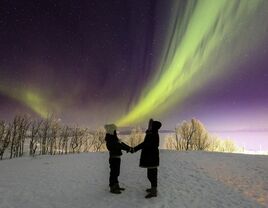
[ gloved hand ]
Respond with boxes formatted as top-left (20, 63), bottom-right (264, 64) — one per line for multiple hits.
top-left (130, 147), bottom-right (135, 153)
top-left (126, 147), bottom-right (131, 153)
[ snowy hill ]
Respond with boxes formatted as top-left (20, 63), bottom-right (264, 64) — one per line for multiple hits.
top-left (0, 151), bottom-right (267, 208)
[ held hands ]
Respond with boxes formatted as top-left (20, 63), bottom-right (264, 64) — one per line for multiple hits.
top-left (130, 147), bottom-right (135, 153)
top-left (128, 147), bottom-right (135, 153)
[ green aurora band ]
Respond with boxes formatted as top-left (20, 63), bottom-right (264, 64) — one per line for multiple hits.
top-left (0, 84), bottom-right (53, 118)
top-left (116, 0), bottom-right (267, 127)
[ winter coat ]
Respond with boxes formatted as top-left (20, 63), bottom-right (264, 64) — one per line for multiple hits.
top-left (134, 121), bottom-right (162, 168)
top-left (105, 133), bottom-right (130, 158)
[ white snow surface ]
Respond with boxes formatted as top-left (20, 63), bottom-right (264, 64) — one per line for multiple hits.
top-left (0, 151), bottom-right (267, 208)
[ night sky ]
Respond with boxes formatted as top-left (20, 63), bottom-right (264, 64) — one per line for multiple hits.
top-left (1, 0), bottom-right (268, 150)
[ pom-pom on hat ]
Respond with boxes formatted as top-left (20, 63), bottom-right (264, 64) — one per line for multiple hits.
top-left (104, 124), bottom-right (117, 135)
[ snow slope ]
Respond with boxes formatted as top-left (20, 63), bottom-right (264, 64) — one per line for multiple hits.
top-left (0, 151), bottom-right (267, 208)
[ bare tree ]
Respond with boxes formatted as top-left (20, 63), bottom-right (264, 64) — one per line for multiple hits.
top-left (82, 130), bottom-right (95, 152)
top-left (39, 116), bottom-right (54, 155)
top-left (92, 127), bottom-right (106, 152)
top-left (70, 127), bottom-right (86, 153)
top-left (29, 120), bottom-right (43, 156)
top-left (165, 134), bottom-right (176, 150)
top-left (16, 115), bottom-right (30, 157)
top-left (191, 119), bottom-right (210, 150)
top-left (76, 128), bottom-right (100, 153)
top-left (176, 119), bottom-right (196, 150)
top-left (220, 139), bottom-right (237, 153)
top-left (165, 133), bottom-right (185, 151)
top-left (205, 135), bottom-right (219, 151)
top-left (59, 126), bottom-right (70, 154)
top-left (128, 127), bottom-right (144, 147)
top-left (0, 122), bottom-right (11, 160)
top-left (49, 119), bottom-right (59, 155)
top-left (166, 119), bottom-right (216, 151)
top-left (9, 116), bottom-right (20, 159)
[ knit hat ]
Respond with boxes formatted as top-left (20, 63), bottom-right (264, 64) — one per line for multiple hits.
top-left (104, 124), bottom-right (117, 135)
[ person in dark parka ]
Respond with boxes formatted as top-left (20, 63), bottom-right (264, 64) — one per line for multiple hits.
top-left (104, 124), bottom-right (131, 194)
top-left (132, 119), bottom-right (162, 198)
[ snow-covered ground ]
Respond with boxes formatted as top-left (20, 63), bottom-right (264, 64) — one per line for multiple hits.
top-left (0, 151), bottom-right (267, 208)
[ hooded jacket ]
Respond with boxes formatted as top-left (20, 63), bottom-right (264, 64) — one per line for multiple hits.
top-left (134, 121), bottom-right (162, 168)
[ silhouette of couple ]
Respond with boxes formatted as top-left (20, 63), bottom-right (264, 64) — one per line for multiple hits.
top-left (104, 119), bottom-right (162, 198)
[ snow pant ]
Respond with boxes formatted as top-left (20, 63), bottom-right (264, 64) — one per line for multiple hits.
top-left (147, 168), bottom-right (158, 187)
top-left (109, 157), bottom-right (121, 187)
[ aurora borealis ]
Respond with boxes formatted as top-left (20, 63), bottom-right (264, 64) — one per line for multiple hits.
top-left (116, 0), bottom-right (266, 126)
top-left (1, 0), bottom-right (268, 150)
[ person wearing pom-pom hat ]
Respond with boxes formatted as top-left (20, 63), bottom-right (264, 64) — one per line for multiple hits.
top-left (104, 124), bottom-right (131, 194)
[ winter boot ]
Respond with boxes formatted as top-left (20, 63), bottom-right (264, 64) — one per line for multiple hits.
top-left (115, 183), bottom-right (125, 191)
top-left (145, 187), bottom-right (157, 198)
top-left (118, 185), bottom-right (125, 191)
top-left (146, 188), bottom-right (152, 193)
top-left (110, 185), bottom-right (121, 194)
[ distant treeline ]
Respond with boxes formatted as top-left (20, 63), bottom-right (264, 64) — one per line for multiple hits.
top-left (0, 115), bottom-right (108, 160)
top-left (0, 115), bottom-right (238, 160)
top-left (165, 118), bottom-right (238, 152)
